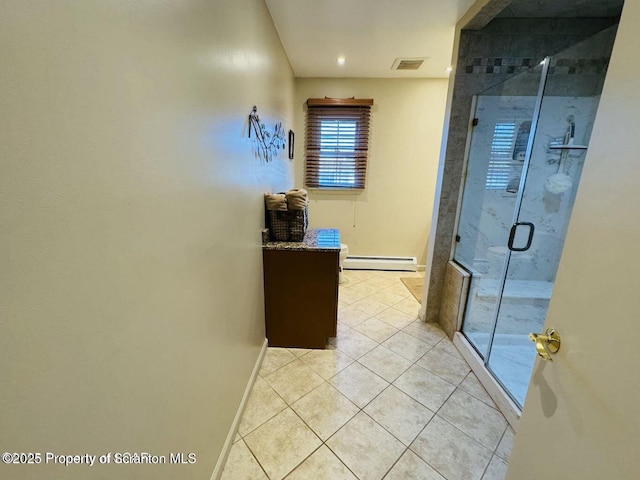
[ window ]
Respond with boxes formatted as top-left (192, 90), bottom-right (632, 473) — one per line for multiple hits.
top-left (305, 98), bottom-right (373, 189)
top-left (485, 121), bottom-right (516, 190)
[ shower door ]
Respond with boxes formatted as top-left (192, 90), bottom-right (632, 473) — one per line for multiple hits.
top-left (456, 33), bottom-right (609, 408)
top-left (454, 61), bottom-right (547, 401)
top-left (486, 49), bottom-right (601, 406)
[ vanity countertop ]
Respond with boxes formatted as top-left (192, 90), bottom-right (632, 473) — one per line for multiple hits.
top-left (263, 228), bottom-right (340, 252)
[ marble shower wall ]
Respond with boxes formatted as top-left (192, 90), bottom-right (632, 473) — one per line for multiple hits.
top-left (455, 94), bottom-right (600, 284)
top-left (426, 16), bottom-right (619, 328)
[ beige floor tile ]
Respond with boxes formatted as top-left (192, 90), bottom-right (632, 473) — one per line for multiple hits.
top-left (393, 364), bottom-right (456, 411)
top-left (368, 289), bottom-right (406, 306)
top-left (336, 322), bottom-right (351, 335)
top-left (333, 328), bottom-right (379, 359)
top-left (220, 439), bottom-right (268, 480)
top-left (238, 377), bottom-right (287, 436)
top-left (353, 317), bottom-right (399, 343)
top-left (344, 270), bottom-right (377, 281)
top-left (339, 287), bottom-right (368, 306)
top-left (327, 412), bottom-right (405, 480)
top-left (402, 321), bottom-right (446, 346)
top-left (338, 305), bottom-right (372, 327)
top-left (299, 348), bottom-right (354, 380)
top-left (383, 282), bottom-right (413, 298)
top-left (338, 298), bottom-right (350, 309)
top-left (244, 408), bottom-right (321, 480)
top-left (384, 450), bottom-right (445, 480)
top-left (347, 281), bottom-right (382, 297)
top-left (438, 389), bottom-right (507, 450)
top-left (411, 416), bottom-right (492, 480)
top-left (234, 274), bottom-right (515, 480)
top-left (383, 331), bottom-right (433, 362)
top-left (350, 297), bottom-right (389, 316)
top-left (459, 372), bottom-right (496, 408)
top-left (375, 306), bottom-right (417, 328)
top-left (416, 348), bottom-right (471, 386)
top-left (263, 359), bottom-right (324, 404)
top-left (393, 297), bottom-right (421, 316)
top-left (330, 362), bottom-right (389, 408)
top-left (358, 345), bottom-right (413, 382)
top-left (482, 455), bottom-right (508, 480)
top-left (284, 445), bottom-right (357, 480)
top-left (363, 385), bottom-right (434, 446)
top-left (287, 348), bottom-right (311, 358)
top-left (291, 382), bottom-right (359, 440)
top-left (260, 348), bottom-right (296, 376)
top-left (432, 337), bottom-right (465, 360)
top-left (381, 270), bottom-right (412, 278)
top-left (340, 273), bottom-right (361, 285)
top-left (366, 275), bottom-right (398, 288)
top-left (495, 426), bottom-right (515, 461)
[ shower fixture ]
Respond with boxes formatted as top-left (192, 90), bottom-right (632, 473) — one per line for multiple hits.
top-left (545, 117), bottom-right (588, 194)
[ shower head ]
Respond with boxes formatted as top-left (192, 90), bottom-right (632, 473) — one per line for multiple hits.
top-left (545, 172), bottom-right (573, 194)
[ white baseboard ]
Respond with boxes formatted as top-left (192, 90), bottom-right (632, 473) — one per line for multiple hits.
top-left (209, 338), bottom-right (268, 480)
top-left (344, 255), bottom-right (417, 271)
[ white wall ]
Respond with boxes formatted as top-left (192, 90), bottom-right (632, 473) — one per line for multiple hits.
top-left (0, 1), bottom-right (293, 479)
top-left (294, 78), bottom-right (448, 265)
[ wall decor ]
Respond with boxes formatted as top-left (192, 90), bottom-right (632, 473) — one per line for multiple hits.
top-left (248, 106), bottom-right (286, 162)
top-left (288, 130), bottom-right (295, 160)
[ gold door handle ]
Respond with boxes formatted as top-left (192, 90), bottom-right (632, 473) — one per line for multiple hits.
top-left (529, 328), bottom-right (561, 361)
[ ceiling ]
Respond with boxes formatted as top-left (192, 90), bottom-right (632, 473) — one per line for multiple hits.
top-left (265, 0), bottom-right (625, 79)
top-left (265, 0), bottom-right (477, 79)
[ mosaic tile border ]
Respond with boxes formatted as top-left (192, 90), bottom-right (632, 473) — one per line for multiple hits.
top-left (464, 57), bottom-right (608, 75)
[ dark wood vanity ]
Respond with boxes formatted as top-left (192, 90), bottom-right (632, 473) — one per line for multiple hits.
top-left (262, 228), bottom-right (340, 349)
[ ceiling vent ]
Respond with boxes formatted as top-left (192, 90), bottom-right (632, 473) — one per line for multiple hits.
top-left (392, 57), bottom-right (428, 70)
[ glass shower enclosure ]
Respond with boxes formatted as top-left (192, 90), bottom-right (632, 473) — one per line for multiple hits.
top-left (454, 30), bottom-right (615, 408)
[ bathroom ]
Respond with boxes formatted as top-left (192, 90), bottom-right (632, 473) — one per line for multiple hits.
top-left (279, 0), bottom-right (623, 429)
top-left (426, 0), bottom-right (623, 414)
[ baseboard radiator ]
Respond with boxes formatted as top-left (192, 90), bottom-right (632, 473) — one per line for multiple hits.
top-left (343, 255), bottom-right (417, 272)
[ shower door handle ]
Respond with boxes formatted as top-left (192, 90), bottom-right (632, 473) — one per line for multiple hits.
top-left (508, 222), bottom-right (535, 252)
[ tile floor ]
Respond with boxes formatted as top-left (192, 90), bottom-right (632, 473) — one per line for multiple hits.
top-left (222, 270), bottom-right (515, 480)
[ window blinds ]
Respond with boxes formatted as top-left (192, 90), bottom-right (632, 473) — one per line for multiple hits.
top-left (305, 99), bottom-right (372, 189)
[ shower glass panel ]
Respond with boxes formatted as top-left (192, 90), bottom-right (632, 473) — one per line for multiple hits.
top-left (456, 28), bottom-right (614, 408)
top-left (487, 40), bottom-right (608, 406)
top-left (455, 64), bottom-right (544, 359)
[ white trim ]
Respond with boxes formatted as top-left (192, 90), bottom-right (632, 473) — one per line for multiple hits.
top-left (453, 332), bottom-right (521, 431)
top-left (209, 339), bottom-right (268, 480)
top-left (306, 188), bottom-right (363, 195)
top-left (344, 255), bottom-right (417, 271)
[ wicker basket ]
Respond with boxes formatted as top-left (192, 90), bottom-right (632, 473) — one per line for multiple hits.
top-left (268, 207), bottom-right (308, 242)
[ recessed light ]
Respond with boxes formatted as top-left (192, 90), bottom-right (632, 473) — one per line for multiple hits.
top-left (337, 57), bottom-right (346, 66)
top-left (445, 66), bottom-right (453, 73)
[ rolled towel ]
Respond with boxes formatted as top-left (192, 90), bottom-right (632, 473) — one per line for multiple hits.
top-left (286, 188), bottom-right (308, 211)
top-left (264, 193), bottom-right (287, 211)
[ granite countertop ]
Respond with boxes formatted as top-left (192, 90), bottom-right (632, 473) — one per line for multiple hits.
top-left (263, 228), bottom-right (340, 252)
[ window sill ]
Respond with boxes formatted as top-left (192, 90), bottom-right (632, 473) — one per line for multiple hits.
top-left (306, 188), bottom-right (365, 195)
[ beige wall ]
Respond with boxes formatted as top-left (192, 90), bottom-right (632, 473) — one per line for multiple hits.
top-left (294, 78), bottom-right (448, 265)
top-left (0, 1), bottom-right (293, 479)
top-left (507, 0), bottom-right (640, 477)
